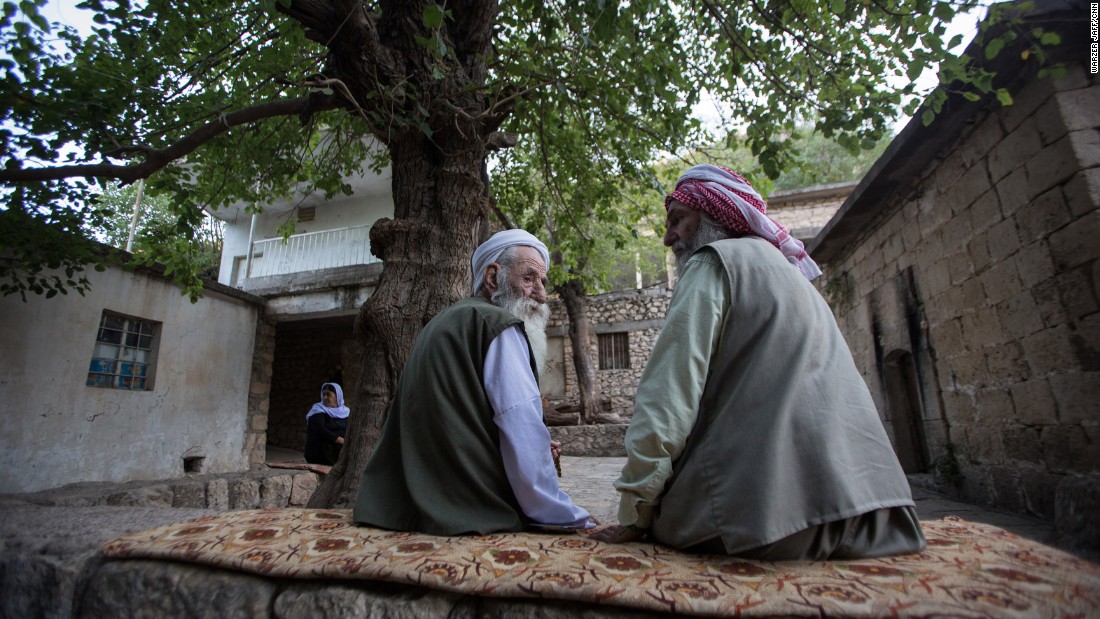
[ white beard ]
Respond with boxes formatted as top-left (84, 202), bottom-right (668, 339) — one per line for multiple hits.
top-left (493, 284), bottom-right (551, 376)
top-left (522, 312), bottom-right (549, 377)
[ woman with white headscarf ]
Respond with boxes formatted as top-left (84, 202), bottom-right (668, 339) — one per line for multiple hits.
top-left (304, 382), bottom-right (350, 465)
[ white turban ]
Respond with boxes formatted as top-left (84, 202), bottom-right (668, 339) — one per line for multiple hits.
top-left (471, 229), bottom-right (550, 294)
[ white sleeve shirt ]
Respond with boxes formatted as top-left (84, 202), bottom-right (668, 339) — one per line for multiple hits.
top-left (484, 325), bottom-right (592, 528)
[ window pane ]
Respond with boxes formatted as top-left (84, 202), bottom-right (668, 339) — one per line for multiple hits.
top-left (89, 358), bottom-right (115, 374)
top-left (138, 335), bottom-right (153, 349)
top-left (103, 315), bottom-right (125, 330)
top-left (598, 332), bottom-right (630, 370)
top-left (125, 331), bottom-right (140, 347)
top-left (98, 328), bottom-right (122, 345)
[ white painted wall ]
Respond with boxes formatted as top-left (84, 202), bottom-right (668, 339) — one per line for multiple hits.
top-left (214, 168), bottom-right (395, 287)
top-left (0, 263), bottom-right (262, 494)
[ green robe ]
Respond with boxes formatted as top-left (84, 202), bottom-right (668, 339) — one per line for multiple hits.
top-left (352, 296), bottom-right (537, 535)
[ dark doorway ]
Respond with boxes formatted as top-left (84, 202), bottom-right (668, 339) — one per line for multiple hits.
top-left (884, 350), bottom-right (929, 473)
top-left (267, 315), bottom-right (357, 453)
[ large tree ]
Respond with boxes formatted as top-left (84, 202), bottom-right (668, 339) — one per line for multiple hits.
top-left (5, 0), bottom-right (1054, 507)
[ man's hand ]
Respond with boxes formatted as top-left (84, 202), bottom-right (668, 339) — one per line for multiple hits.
top-left (589, 524), bottom-right (647, 544)
top-left (549, 439), bottom-right (562, 461)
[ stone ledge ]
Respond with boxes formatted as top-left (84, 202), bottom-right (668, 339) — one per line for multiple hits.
top-left (77, 560), bottom-right (669, 619)
top-left (550, 424), bottom-right (628, 457)
top-left (0, 467), bottom-right (322, 511)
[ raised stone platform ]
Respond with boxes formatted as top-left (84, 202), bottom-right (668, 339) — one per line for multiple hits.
top-left (2, 457), bottom-right (1095, 618)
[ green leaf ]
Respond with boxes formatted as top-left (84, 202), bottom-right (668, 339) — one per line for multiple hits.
top-left (984, 37), bottom-right (1005, 60)
top-left (422, 4), bottom-right (445, 29)
top-left (995, 88), bottom-right (1013, 106)
top-left (922, 109), bottom-right (936, 126)
top-left (1039, 32), bottom-right (1061, 46)
top-left (962, 91), bottom-right (981, 102)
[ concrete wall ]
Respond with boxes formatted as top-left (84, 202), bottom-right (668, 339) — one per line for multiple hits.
top-left (816, 64), bottom-right (1099, 519)
top-left (0, 262), bottom-right (264, 493)
top-left (217, 188), bottom-right (394, 288)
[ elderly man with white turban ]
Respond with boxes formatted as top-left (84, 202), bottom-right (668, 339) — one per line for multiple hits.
top-left (354, 230), bottom-right (594, 535)
top-left (592, 164), bottom-right (926, 560)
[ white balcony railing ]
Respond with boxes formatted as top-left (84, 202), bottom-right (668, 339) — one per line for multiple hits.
top-left (243, 224), bottom-right (379, 281)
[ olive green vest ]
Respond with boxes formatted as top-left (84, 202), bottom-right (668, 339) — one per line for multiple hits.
top-left (353, 296), bottom-right (537, 535)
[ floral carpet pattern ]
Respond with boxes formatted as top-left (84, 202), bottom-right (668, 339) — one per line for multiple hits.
top-left (102, 509), bottom-right (1100, 617)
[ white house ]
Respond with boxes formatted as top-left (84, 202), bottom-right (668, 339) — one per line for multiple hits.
top-left (0, 259), bottom-right (265, 494)
top-left (206, 160), bottom-right (395, 457)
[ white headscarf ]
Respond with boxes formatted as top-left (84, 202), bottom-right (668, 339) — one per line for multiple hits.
top-left (470, 229), bottom-right (550, 294)
top-left (306, 382), bottom-right (350, 420)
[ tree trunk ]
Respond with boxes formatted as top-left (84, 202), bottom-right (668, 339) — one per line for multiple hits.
top-left (308, 131), bottom-right (490, 507)
top-left (302, 0), bottom-right (505, 508)
top-left (559, 278), bottom-right (601, 425)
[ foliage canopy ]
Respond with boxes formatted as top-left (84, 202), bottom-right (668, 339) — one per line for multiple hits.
top-left (0, 0), bottom-right (1027, 298)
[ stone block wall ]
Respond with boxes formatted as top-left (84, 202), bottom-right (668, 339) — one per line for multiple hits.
top-left (246, 316), bottom-right (276, 468)
top-left (549, 424), bottom-right (628, 457)
top-left (546, 287), bottom-right (672, 419)
top-left (821, 66), bottom-right (1100, 520)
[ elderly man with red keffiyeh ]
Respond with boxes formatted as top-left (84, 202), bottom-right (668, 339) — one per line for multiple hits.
top-left (591, 164), bottom-right (926, 560)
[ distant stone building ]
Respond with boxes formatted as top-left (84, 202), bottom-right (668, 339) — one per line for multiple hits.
top-left (808, 0), bottom-right (1096, 522)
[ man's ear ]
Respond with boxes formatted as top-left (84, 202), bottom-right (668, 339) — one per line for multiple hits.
top-left (484, 264), bottom-right (500, 293)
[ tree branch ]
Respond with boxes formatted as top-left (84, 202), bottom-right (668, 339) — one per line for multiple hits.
top-left (0, 95), bottom-right (340, 184)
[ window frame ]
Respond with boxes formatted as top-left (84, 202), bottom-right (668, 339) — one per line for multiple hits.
top-left (597, 331), bottom-right (631, 370)
top-left (86, 310), bottom-right (161, 391)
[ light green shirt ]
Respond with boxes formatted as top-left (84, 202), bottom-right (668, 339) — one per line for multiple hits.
top-left (614, 251), bottom-right (727, 528)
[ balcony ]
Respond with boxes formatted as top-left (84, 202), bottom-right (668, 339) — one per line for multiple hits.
top-left (234, 224), bottom-right (380, 286)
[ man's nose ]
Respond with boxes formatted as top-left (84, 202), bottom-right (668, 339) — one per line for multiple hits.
top-left (663, 229), bottom-right (676, 247)
top-left (531, 280), bottom-right (547, 303)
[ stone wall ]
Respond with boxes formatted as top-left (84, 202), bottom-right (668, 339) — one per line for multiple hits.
top-left (549, 424), bottom-right (628, 457)
top-left (246, 316), bottom-right (277, 468)
top-left (545, 287), bottom-right (672, 419)
top-left (768, 186), bottom-right (854, 240)
top-left (4, 467), bottom-right (322, 511)
top-left (818, 65), bottom-right (1100, 520)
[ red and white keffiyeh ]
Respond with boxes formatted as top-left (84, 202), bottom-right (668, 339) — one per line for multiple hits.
top-left (666, 164), bottom-right (822, 281)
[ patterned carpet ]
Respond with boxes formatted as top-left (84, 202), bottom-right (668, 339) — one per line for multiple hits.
top-left (102, 509), bottom-right (1100, 617)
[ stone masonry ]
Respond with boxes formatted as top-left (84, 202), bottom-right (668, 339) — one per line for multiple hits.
top-left (545, 286), bottom-right (671, 421)
top-left (814, 58), bottom-right (1099, 521)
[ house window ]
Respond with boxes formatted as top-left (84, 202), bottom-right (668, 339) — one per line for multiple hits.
top-left (86, 311), bottom-right (159, 390)
top-left (598, 332), bottom-right (630, 370)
